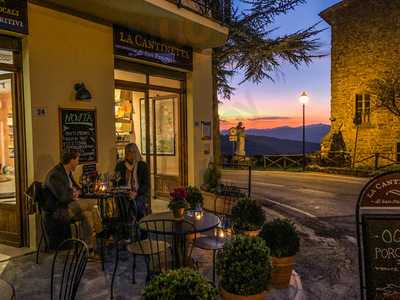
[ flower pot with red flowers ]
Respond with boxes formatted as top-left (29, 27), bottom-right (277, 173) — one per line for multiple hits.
top-left (168, 187), bottom-right (189, 219)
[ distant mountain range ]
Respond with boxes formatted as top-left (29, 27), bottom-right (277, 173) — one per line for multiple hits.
top-left (222, 124), bottom-right (330, 144)
top-left (221, 135), bottom-right (321, 156)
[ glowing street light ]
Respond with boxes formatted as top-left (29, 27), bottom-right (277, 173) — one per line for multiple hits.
top-left (299, 92), bottom-right (310, 171)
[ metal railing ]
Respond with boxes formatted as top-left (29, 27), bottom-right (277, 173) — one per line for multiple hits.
top-left (222, 151), bottom-right (400, 171)
top-left (167, 0), bottom-right (231, 24)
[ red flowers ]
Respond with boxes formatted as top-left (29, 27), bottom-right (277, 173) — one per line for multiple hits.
top-left (170, 187), bottom-right (188, 201)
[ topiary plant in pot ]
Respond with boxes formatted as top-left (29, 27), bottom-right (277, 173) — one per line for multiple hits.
top-left (231, 197), bottom-right (266, 236)
top-left (168, 187), bottom-right (189, 219)
top-left (217, 235), bottom-right (272, 300)
top-left (186, 186), bottom-right (204, 210)
top-left (259, 218), bottom-right (300, 289)
top-left (143, 268), bottom-right (219, 300)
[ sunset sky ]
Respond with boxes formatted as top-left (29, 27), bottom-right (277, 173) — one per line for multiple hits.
top-left (219, 0), bottom-right (341, 130)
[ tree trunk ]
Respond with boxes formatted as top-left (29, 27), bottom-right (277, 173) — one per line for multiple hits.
top-left (212, 49), bottom-right (221, 166)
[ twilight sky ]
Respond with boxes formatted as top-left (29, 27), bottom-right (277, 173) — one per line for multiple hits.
top-left (219, 0), bottom-right (342, 130)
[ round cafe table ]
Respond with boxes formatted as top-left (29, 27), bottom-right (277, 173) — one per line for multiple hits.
top-left (0, 278), bottom-right (15, 300)
top-left (140, 211), bottom-right (220, 267)
top-left (140, 211), bottom-right (220, 234)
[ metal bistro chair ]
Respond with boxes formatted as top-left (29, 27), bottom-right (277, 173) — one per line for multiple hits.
top-left (98, 192), bottom-right (139, 300)
top-left (25, 182), bottom-right (80, 264)
top-left (50, 239), bottom-right (89, 300)
top-left (194, 185), bottom-right (240, 283)
top-left (127, 219), bottom-right (197, 284)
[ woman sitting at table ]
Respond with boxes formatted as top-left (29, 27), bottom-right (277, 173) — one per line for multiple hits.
top-left (115, 143), bottom-right (149, 220)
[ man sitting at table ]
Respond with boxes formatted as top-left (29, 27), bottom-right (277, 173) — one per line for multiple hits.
top-left (115, 143), bottom-right (149, 220)
top-left (44, 149), bottom-right (97, 251)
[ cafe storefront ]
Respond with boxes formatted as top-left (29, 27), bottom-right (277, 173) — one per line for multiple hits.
top-left (0, 0), bottom-right (228, 247)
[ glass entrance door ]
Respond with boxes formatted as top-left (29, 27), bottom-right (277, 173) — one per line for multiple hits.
top-left (148, 90), bottom-right (181, 198)
top-left (114, 63), bottom-right (186, 205)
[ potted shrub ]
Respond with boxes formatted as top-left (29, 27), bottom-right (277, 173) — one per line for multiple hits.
top-left (143, 268), bottom-right (218, 300)
top-left (168, 187), bottom-right (189, 219)
top-left (259, 219), bottom-right (300, 289)
top-left (186, 186), bottom-right (204, 210)
top-left (231, 198), bottom-right (266, 236)
top-left (217, 235), bottom-right (272, 300)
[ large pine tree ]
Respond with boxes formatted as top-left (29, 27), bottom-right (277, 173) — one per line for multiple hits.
top-left (212, 0), bottom-right (324, 164)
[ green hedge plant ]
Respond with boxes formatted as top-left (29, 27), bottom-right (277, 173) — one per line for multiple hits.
top-left (259, 219), bottom-right (300, 257)
top-left (231, 197), bottom-right (266, 232)
top-left (143, 268), bottom-right (218, 300)
top-left (202, 163), bottom-right (221, 192)
top-left (217, 235), bottom-right (272, 296)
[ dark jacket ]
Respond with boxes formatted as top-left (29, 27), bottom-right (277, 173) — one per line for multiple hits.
top-left (115, 160), bottom-right (149, 197)
top-left (44, 163), bottom-right (79, 211)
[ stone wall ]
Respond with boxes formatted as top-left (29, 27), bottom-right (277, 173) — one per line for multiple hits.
top-left (325, 0), bottom-right (400, 167)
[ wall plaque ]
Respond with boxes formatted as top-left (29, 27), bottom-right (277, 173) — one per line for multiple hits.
top-left (357, 172), bottom-right (400, 300)
top-left (59, 108), bottom-right (97, 163)
top-left (114, 26), bottom-right (193, 71)
top-left (0, 0), bottom-right (28, 34)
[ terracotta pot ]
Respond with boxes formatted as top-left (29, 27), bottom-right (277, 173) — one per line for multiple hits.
top-left (220, 287), bottom-right (267, 300)
top-left (271, 256), bottom-right (294, 289)
top-left (173, 208), bottom-right (185, 219)
top-left (242, 229), bottom-right (261, 237)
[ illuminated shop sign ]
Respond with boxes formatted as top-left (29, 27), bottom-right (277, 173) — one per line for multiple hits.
top-left (0, 0), bottom-right (28, 34)
top-left (114, 26), bottom-right (193, 71)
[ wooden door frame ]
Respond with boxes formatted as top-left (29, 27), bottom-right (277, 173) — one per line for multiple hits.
top-left (0, 39), bottom-right (28, 247)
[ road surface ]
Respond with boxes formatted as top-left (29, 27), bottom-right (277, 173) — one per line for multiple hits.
top-left (222, 170), bottom-right (369, 237)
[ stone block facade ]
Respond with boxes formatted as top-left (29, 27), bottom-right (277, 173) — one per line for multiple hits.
top-left (320, 0), bottom-right (400, 168)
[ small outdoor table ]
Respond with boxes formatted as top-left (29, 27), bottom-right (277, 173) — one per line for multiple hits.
top-left (140, 211), bottom-right (220, 267)
top-left (80, 192), bottom-right (114, 220)
top-left (0, 278), bottom-right (15, 300)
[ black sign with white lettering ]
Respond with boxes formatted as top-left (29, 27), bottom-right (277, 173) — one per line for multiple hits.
top-left (59, 108), bottom-right (97, 163)
top-left (357, 172), bottom-right (400, 300)
top-left (0, 0), bottom-right (28, 34)
top-left (113, 26), bottom-right (193, 71)
top-left (363, 216), bottom-right (400, 300)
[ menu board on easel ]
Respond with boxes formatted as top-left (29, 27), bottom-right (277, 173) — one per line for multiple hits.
top-left (59, 108), bottom-right (97, 163)
top-left (357, 171), bottom-right (400, 300)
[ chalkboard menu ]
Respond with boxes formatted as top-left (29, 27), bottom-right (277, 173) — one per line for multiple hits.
top-left (363, 216), bottom-right (400, 300)
top-left (357, 172), bottom-right (400, 300)
top-left (59, 108), bottom-right (97, 163)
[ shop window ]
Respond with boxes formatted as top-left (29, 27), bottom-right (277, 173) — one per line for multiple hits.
top-left (149, 76), bottom-right (181, 89)
top-left (114, 69), bottom-right (146, 83)
top-left (0, 50), bottom-right (13, 65)
top-left (354, 94), bottom-right (371, 125)
top-left (397, 143), bottom-right (400, 162)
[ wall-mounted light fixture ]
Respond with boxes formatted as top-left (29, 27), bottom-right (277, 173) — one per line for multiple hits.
top-left (74, 83), bottom-right (92, 101)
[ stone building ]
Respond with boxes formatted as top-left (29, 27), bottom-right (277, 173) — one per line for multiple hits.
top-left (320, 0), bottom-right (400, 167)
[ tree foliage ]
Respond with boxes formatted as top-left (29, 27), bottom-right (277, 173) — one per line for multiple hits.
top-left (369, 68), bottom-right (400, 116)
top-left (215, 0), bottom-right (325, 100)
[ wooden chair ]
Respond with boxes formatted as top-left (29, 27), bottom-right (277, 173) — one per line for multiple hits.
top-left (50, 239), bottom-right (89, 300)
top-left (127, 219), bottom-right (197, 284)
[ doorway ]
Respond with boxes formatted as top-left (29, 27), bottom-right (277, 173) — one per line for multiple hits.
top-left (114, 61), bottom-right (187, 206)
top-left (0, 37), bottom-right (27, 247)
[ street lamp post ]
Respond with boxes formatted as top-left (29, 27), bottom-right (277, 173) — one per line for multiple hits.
top-left (299, 92), bottom-right (309, 171)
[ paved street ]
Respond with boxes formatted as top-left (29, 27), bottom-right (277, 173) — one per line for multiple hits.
top-left (222, 170), bottom-right (369, 299)
top-left (222, 170), bottom-right (369, 237)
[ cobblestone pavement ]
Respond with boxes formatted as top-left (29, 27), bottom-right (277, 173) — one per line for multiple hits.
top-left (265, 207), bottom-right (360, 300)
top-left (0, 240), bottom-right (302, 299)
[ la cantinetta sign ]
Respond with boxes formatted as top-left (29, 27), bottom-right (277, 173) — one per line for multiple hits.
top-left (357, 172), bottom-right (400, 300)
top-left (0, 0), bottom-right (28, 34)
top-left (114, 26), bottom-right (193, 71)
